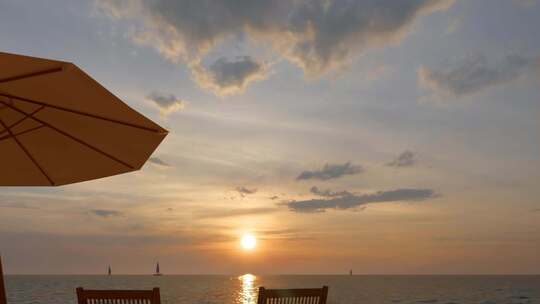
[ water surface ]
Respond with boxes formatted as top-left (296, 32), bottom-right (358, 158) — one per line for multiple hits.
top-left (4, 275), bottom-right (539, 304)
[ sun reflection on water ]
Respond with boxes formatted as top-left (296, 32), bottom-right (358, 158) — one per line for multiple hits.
top-left (238, 274), bottom-right (257, 304)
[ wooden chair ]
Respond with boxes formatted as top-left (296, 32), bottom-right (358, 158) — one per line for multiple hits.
top-left (0, 255), bottom-right (6, 304)
top-left (257, 286), bottom-right (328, 304)
top-left (76, 287), bottom-right (161, 304)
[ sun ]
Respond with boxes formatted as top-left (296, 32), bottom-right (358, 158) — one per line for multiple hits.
top-left (240, 234), bottom-right (257, 250)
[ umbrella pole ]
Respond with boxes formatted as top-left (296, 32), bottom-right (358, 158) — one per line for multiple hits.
top-left (0, 255), bottom-right (6, 304)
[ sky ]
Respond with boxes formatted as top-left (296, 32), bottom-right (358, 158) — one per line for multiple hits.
top-left (0, 0), bottom-right (539, 275)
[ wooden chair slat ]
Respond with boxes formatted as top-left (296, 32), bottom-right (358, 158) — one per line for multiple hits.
top-left (76, 287), bottom-right (161, 304)
top-left (257, 286), bottom-right (328, 304)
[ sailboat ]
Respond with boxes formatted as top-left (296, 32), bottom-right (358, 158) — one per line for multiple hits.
top-left (108, 266), bottom-right (112, 276)
top-left (153, 262), bottom-right (163, 276)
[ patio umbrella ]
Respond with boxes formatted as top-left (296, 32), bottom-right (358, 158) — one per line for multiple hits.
top-left (0, 52), bottom-right (168, 186)
top-left (0, 52), bottom-right (169, 303)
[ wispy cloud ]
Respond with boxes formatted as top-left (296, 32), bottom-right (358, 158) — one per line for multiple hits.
top-left (419, 53), bottom-right (539, 102)
top-left (297, 162), bottom-right (363, 181)
top-left (387, 150), bottom-right (416, 167)
top-left (148, 157), bottom-right (172, 168)
top-left (196, 207), bottom-right (277, 219)
top-left (287, 188), bottom-right (436, 213)
top-left (89, 209), bottom-right (124, 218)
top-left (236, 186), bottom-right (257, 197)
top-left (255, 228), bottom-right (318, 242)
top-left (96, 0), bottom-right (454, 93)
top-left (147, 91), bottom-right (185, 114)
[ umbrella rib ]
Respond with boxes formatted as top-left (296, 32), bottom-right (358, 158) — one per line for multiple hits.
top-left (0, 125), bottom-right (46, 143)
top-left (0, 93), bottom-right (166, 134)
top-left (0, 105), bottom-right (45, 141)
top-left (0, 99), bottom-right (135, 170)
top-left (0, 118), bottom-right (55, 186)
top-left (0, 67), bottom-right (63, 84)
top-left (0, 105), bottom-right (45, 134)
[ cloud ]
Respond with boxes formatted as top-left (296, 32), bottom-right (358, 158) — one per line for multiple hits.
top-left (197, 207), bottom-right (277, 219)
top-left (297, 162), bottom-right (363, 181)
top-left (269, 195), bottom-right (280, 200)
top-left (255, 228), bottom-right (317, 241)
top-left (310, 186), bottom-right (352, 197)
top-left (192, 56), bottom-right (268, 96)
top-left (418, 53), bottom-right (539, 102)
top-left (96, 0), bottom-right (454, 93)
top-left (287, 188), bottom-right (436, 212)
top-left (89, 209), bottom-right (124, 218)
top-left (148, 157), bottom-right (172, 167)
top-left (387, 150), bottom-right (416, 167)
top-left (236, 186), bottom-right (257, 197)
top-left (147, 92), bottom-right (185, 114)
top-left (279, 0), bottom-right (454, 76)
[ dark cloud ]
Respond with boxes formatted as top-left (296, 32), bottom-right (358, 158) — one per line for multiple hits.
top-left (97, 0), bottom-right (454, 92)
top-left (236, 186), bottom-right (257, 197)
top-left (89, 209), bottom-right (124, 218)
top-left (281, 0), bottom-right (453, 76)
top-left (269, 195), bottom-right (280, 200)
top-left (387, 150), bottom-right (416, 167)
top-left (147, 91), bottom-right (185, 114)
top-left (148, 157), bottom-right (172, 167)
top-left (310, 186), bottom-right (353, 197)
top-left (193, 56), bottom-right (267, 96)
top-left (419, 53), bottom-right (539, 101)
top-left (287, 188), bottom-right (436, 212)
top-left (297, 162), bottom-right (363, 181)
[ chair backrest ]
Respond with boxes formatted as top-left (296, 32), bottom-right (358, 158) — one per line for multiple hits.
top-left (0, 255), bottom-right (7, 304)
top-left (76, 287), bottom-right (161, 304)
top-left (257, 286), bottom-right (328, 304)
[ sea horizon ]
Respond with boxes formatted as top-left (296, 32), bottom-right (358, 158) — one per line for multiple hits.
top-left (4, 274), bottom-right (540, 276)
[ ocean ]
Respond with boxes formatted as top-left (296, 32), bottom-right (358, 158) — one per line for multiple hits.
top-left (3, 275), bottom-right (539, 304)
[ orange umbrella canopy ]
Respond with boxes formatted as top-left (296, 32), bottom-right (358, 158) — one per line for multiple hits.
top-left (0, 52), bottom-right (168, 186)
